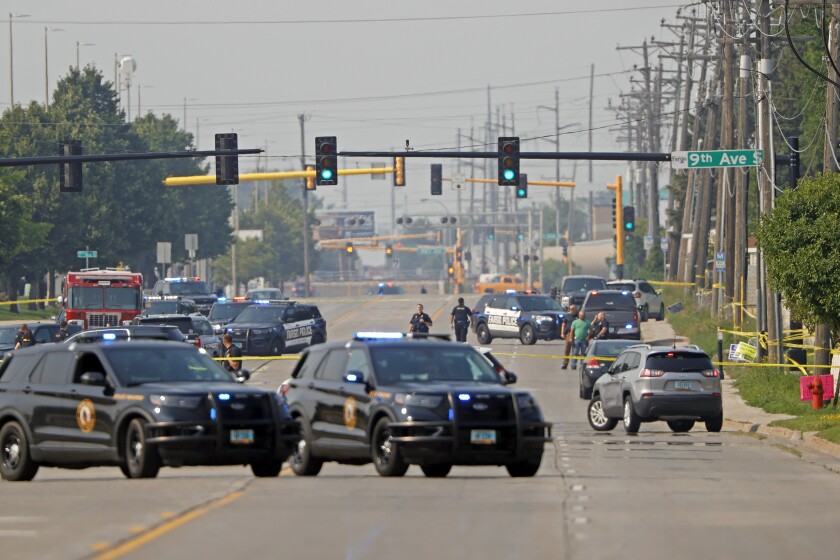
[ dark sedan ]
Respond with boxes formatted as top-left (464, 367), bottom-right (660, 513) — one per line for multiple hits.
top-left (578, 339), bottom-right (639, 399)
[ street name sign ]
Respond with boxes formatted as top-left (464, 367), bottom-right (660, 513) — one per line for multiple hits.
top-left (671, 149), bottom-right (763, 169)
top-left (417, 246), bottom-right (446, 255)
top-left (77, 250), bottom-right (97, 258)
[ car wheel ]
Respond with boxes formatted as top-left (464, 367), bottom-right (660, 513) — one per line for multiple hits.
top-left (476, 323), bottom-right (492, 345)
top-left (587, 395), bottom-right (617, 431)
top-left (420, 463), bottom-right (452, 478)
top-left (506, 457), bottom-right (541, 477)
top-left (270, 337), bottom-right (285, 356)
top-left (623, 396), bottom-right (641, 434)
top-left (0, 421), bottom-right (39, 482)
top-left (667, 420), bottom-right (695, 433)
top-left (371, 417), bottom-right (408, 477)
top-left (123, 418), bottom-right (161, 479)
top-left (291, 416), bottom-right (323, 476)
top-left (519, 324), bottom-right (537, 345)
top-left (705, 410), bottom-right (724, 433)
top-left (251, 459), bottom-right (284, 477)
top-left (656, 303), bottom-right (665, 321)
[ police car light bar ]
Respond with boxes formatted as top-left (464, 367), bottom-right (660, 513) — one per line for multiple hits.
top-left (353, 332), bottom-right (405, 340)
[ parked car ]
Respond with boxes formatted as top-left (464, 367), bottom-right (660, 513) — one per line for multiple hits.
top-left (577, 339), bottom-right (639, 399)
top-left (471, 293), bottom-right (565, 345)
top-left (0, 322), bottom-right (82, 352)
top-left (580, 289), bottom-right (641, 340)
top-left (607, 279), bottom-right (665, 321)
top-left (556, 275), bottom-right (607, 310)
top-left (141, 296), bottom-right (198, 316)
top-left (207, 300), bottom-right (254, 335)
top-left (225, 301), bottom-right (326, 355)
top-left (587, 345), bottom-right (723, 434)
top-left (131, 314), bottom-right (221, 356)
top-left (245, 288), bottom-right (285, 301)
top-left (64, 325), bottom-right (187, 345)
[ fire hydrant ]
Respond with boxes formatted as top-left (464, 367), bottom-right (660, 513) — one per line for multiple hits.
top-left (809, 376), bottom-right (825, 410)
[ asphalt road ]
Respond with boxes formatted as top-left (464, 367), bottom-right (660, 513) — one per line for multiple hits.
top-left (4, 294), bottom-right (840, 560)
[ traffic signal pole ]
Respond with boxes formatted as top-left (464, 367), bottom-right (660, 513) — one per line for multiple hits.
top-left (608, 176), bottom-right (625, 279)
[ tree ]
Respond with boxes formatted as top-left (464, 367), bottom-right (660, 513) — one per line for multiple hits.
top-left (755, 172), bottom-right (840, 340)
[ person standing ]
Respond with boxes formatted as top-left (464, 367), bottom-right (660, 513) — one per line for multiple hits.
top-left (14, 324), bottom-right (35, 349)
top-left (569, 311), bottom-right (591, 370)
top-left (54, 321), bottom-right (71, 343)
top-left (409, 304), bottom-right (433, 334)
top-left (560, 304), bottom-right (578, 369)
top-left (221, 333), bottom-right (242, 373)
top-left (450, 297), bottom-right (473, 343)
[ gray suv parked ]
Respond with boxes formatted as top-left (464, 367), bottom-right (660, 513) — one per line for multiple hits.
top-left (587, 345), bottom-right (723, 434)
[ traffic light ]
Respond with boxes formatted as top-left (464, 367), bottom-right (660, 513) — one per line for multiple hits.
top-left (305, 165), bottom-right (316, 190)
top-left (516, 173), bottom-right (528, 199)
top-left (385, 244), bottom-right (393, 256)
top-left (393, 156), bottom-right (406, 187)
top-left (497, 137), bottom-right (520, 186)
top-left (611, 197), bottom-right (617, 229)
top-left (345, 242), bottom-right (354, 254)
top-left (447, 263), bottom-right (455, 278)
top-left (562, 242), bottom-right (568, 257)
top-left (431, 164), bottom-right (443, 195)
top-left (623, 206), bottom-right (635, 232)
top-left (487, 227), bottom-right (495, 240)
top-left (215, 133), bottom-right (239, 185)
top-left (315, 136), bottom-right (338, 186)
top-left (59, 139), bottom-right (83, 193)
top-left (516, 228), bottom-right (524, 241)
top-left (455, 247), bottom-right (463, 261)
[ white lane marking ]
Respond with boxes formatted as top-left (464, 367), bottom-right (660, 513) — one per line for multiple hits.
top-left (566, 469), bottom-right (577, 474)
top-left (572, 505), bottom-right (586, 513)
top-left (573, 517), bottom-right (590, 525)
top-left (576, 495), bottom-right (590, 502)
top-left (570, 484), bottom-right (585, 491)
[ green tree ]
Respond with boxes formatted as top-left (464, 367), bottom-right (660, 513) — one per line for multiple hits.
top-left (755, 172), bottom-right (840, 339)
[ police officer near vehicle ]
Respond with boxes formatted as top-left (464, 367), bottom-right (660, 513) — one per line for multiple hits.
top-left (450, 297), bottom-right (473, 343)
top-left (14, 323), bottom-right (35, 349)
top-left (560, 304), bottom-right (578, 370)
top-left (221, 333), bottom-right (242, 373)
top-left (54, 321), bottom-right (71, 343)
top-left (409, 304), bottom-right (433, 334)
top-left (588, 312), bottom-right (610, 341)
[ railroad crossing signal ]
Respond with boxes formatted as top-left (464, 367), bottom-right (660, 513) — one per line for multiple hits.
top-left (393, 156), bottom-right (406, 187)
top-left (498, 137), bottom-right (520, 186)
top-left (315, 136), bottom-right (338, 186)
top-left (59, 139), bottom-right (83, 193)
top-left (214, 133), bottom-right (239, 185)
top-left (430, 164), bottom-right (443, 195)
top-left (623, 206), bottom-right (636, 232)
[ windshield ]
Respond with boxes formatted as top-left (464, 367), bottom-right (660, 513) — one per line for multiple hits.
top-left (69, 286), bottom-right (141, 311)
top-left (248, 289), bottom-right (282, 300)
top-left (0, 327), bottom-right (17, 345)
top-left (519, 296), bottom-right (562, 312)
top-left (106, 346), bottom-right (234, 386)
top-left (144, 301), bottom-right (179, 315)
top-left (234, 305), bottom-right (289, 323)
top-left (370, 346), bottom-right (503, 386)
top-left (584, 293), bottom-right (636, 310)
top-left (192, 319), bottom-right (214, 335)
top-left (169, 281), bottom-right (211, 296)
top-left (563, 278), bottom-right (606, 292)
top-left (209, 303), bottom-right (250, 321)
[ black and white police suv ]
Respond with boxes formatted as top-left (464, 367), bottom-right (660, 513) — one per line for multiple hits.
top-left (225, 301), bottom-right (326, 356)
top-left (472, 292), bottom-right (566, 345)
top-left (280, 332), bottom-right (551, 478)
top-left (0, 341), bottom-right (299, 481)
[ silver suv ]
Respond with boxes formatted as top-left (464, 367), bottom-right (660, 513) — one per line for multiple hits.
top-left (606, 279), bottom-right (664, 321)
top-left (587, 345), bottom-right (723, 434)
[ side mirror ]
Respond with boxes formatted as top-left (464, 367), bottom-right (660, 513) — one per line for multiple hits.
top-left (343, 371), bottom-right (366, 384)
top-left (56, 296), bottom-right (64, 305)
top-left (80, 371), bottom-right (107, 386)
top-left (504, 371), bottom-right (517, 385)
top-left (236, 370), bottom-right (251, 383)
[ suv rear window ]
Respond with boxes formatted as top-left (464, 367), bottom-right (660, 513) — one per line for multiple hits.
top-left (518, 296), bottom-right (562, 312)
top-left (137, 316), bottom-right (194, 334)
top-left (563, 278), bottom-right (606, 292)
top-left (645, 352), bottom-right (713, 372)
top-left (584, 292), bottom-right (637, 310)
top-left (608, 283), bottom-right (635, 292)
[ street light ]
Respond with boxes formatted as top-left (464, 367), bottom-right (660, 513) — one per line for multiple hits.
top-left (76, 41), bottom-right (95, 70)
top-left (44, 26), bottom-right (65, 109)
top-left (9, 13), bottom-right (30, 106)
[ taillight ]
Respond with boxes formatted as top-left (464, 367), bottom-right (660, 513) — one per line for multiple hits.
top-left (633, 311), bottom-right (639, 323)
top-left (701, 369), bottom-right (720, 377)
top-left (587, 359), bottom-right (600, 367)
top-left (640, 368), bottom-right (665, 377)
top-left (195, 338), bottom-right (202, 348)
top-left (633, 291), bottom-right (641, 298)
top-left (280, 383), bottom-right (290, 397)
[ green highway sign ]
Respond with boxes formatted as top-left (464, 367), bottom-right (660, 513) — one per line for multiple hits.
top-left (77, 250), bottom-right (97, 258)
top-left (671, 149), bottom-right (763, 169)
top-left (543, 233), bottom-right (559, 240)
top-left (417, 246), bottom-right (446, 255)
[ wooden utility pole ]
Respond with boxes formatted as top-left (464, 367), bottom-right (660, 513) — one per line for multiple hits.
top-left (733, 6), bottom-right (751, 328)
top-left (642, 42), bottom-right (661, 251)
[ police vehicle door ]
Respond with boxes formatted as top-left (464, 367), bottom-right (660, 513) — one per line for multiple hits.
top-left (486, 295), bottom-right (520, 335)
top-left (310, 349), bottom-right (353, 454)
top-left (339, 348), bottom-right (372, 451)
top-left (283, 306), bottom-right (313, 349)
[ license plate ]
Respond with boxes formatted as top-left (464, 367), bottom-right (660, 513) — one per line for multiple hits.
top-left (674, 380), bottom-right (692, 391)
top-left (230, 429), bottom-right (254, 444)
top-left (470, 429), bottom-right (496, 445)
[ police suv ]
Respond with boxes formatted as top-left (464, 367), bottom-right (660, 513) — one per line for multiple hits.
top-left (225, 301), bottom-right (326, 356)
top-left (472, 292), bottom-right (565, 345)
top-left (150, 277), bottom-right (218, 316)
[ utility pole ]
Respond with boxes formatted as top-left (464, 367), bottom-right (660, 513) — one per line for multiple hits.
top-left (733, 8), bottom-right (751, 327)
top-left (642, 41), bottom-right (661, 255)
top-left (588, 64), bottom-right (595, 182)
top-left (298, 114), bottom-right (311, 298)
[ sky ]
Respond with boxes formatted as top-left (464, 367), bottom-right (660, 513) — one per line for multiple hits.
top-left (1, 0), bottom-right (696, 249)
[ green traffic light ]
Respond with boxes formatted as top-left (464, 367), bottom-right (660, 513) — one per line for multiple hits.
top-left (624, 222), bottom-right (632, 230)
top-left (517, 188), bottom-right (526, 197)
top-left (503, 169), bottom-right (516, 181)
top-left (321, 169), bottom-right (334, 180)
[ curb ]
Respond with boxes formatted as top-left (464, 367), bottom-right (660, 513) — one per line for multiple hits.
top-left (724, 418), bottom-right (840, 458)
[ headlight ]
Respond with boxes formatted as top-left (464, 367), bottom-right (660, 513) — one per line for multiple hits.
top-left (394, 393), bottom-right (443, 408)
top-left (561, 296), bottom-right (570, 307)
top-left (534, 315), bottom-right (553, 323)
top-left (251, 327), bottom-right (272, 335)
top-left (150, 394), bottom-right (203, 408)
top-left (516, 393), bottom-right (538, 412)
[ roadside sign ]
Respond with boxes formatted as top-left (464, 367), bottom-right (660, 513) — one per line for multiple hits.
top-left (77, 250), bottom-right (97, 258)
top-left (543, 233), bottom-right (559, 240)
top-left (643, 235), bottom-right (654, 251)
top-left (660, 236), bottom-right (668, 252)
top-left (671, 149), bottom-right (763, 169)
top-left (452, 173), bottom-right (466, 189)
top-left (733, 341), bottom-right (757, 362)
top-left (714, 251), bottom-right (725, 272)
top-left (417, 246), bottom-right (446, 255)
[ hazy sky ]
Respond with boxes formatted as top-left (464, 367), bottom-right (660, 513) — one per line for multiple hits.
top-left (2, 0), bottom-right (694, 232)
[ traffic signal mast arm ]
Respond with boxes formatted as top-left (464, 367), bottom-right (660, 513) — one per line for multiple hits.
top-left (164, 166), bottom-right (393, 187)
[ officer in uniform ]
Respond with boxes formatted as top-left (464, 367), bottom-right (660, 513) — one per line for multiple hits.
top-left (450, 297), bottom-right (473, 343)
top-left (221, 333), bottom-right (243, 373)
top-left (409, 304), bottom-right (433, 334)
top-left (588, 312), bottom-right (610, 341)
top-left (14, 324), bottom-right (35, 349)
top-left (54, 321), bottom-right (71, 343)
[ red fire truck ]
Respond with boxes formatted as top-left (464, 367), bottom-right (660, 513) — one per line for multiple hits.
top-left (58, 268), bottom-right (144, 328)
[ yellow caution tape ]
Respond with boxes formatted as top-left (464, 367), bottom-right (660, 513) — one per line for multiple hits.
top-left (212, 355), bottom-right (298, 361)
top-left (648, 280), bottom-right (696, 287)
top-left (0, 298), bottom-right (56, 306)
